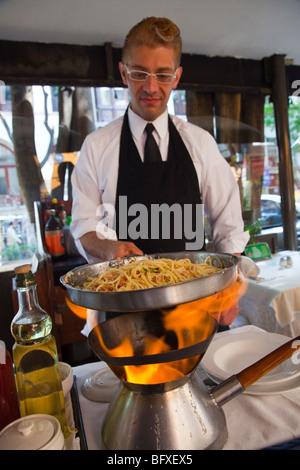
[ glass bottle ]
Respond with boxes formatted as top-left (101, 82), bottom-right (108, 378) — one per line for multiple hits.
top-left (10, 265), bottom-right (69, 439)
top-left (45, 209), bottom-right (65, 257)
top-left (59, 204), bottom-right (67, 226)
top-left (51, 197), bottom-right (59, 218)
top-left (40, 196), bottom-right (52, 225)
top-left (0, 341), bottom-right (20, 431)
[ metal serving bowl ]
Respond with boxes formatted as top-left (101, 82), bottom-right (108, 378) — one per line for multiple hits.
top-left (60, 251), bottom-right (239, 312)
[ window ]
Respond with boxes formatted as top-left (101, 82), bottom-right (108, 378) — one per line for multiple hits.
top-left (0, 82), bottom-right (298, 264)
top-left (0, 85), bottom-right (186, 264)
top-left (261, 196), bottom-right (282, 227)
top-left (289, 96), bottom-right (300, 217)
top-left (94, 87), bottom-right (129, 124)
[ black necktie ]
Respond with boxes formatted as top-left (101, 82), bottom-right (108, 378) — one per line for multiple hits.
top-left (144, 123), bottom-right (162, 162)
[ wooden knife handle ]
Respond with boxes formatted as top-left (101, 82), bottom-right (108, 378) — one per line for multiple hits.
top-left (236, 335), bottom-right (300, 390)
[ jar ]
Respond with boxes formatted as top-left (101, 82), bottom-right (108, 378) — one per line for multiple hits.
top-left (0, 414), bottom-right (65, 450)
top-left (0, 342), bottom-right (20, 431)
top-left (11, 265), bottom-right (69, 439)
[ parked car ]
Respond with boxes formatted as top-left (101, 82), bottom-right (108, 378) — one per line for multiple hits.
top-left (261, 194), bottom-right (300, 249)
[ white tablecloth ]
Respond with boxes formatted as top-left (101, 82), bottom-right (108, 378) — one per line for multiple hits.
top-left (238, 251), bottom-right (300, 336)
top-left (72, 326), bottom-right (300, 451)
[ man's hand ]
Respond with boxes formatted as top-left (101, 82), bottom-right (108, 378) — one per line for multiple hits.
top-left (109, 240), bottom-right (144, 259)
top-left (80, 232), bottom-right (143, 260)
top-left (218, 303), bottom-right (239, 326)
top-left (216, 252), bottom-right (241, 326)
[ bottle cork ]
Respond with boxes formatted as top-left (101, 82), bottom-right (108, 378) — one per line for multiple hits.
top-left (14, 265), bottom-right (32, 274)
top-left (14, 265), bottom-right (35, 288)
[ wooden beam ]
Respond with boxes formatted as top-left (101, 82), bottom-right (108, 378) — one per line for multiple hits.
top-left (269, 54), bottom-right (297, 250)
top-left (1, 39), bottom-right (299, 94)
top-left (0, 40), bottom-right (112, 86)
top-left (180, 53), bottom-right (270, 94)
top-left (0, 39), bottom-right (272, 93)
top-left (104, 42), bottom-right (115, 83)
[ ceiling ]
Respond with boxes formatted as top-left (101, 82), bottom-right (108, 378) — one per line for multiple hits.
top-left (1, 0), bottom-right (300, 65)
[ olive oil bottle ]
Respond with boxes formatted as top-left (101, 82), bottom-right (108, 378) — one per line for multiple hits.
top-left (11, 265), bottom-right (69, 439)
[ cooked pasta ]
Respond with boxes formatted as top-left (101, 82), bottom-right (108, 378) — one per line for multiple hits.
top-left (81, 257), bottom-right (222, 292)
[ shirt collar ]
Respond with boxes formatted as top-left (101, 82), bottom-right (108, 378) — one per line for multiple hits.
top-left (128, 106), bottom-right (169, 142)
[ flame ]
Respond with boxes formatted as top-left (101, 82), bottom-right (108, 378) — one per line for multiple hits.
top-left (65, 296), bottom-right (87, 319)
top-left (92, 275), bottom-right (247, 385)
top-left (195, 274), bottom-right (247, 324)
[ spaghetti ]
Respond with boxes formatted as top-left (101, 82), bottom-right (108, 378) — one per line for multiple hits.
top-left (82, 257), bottom-right (222, 292)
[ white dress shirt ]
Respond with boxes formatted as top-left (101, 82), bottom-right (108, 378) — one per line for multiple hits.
top-left (71, 108), bottom-right (249, 262)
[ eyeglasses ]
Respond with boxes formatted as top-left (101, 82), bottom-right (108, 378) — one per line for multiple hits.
top-left (124, 64), bottom-right (178, 84)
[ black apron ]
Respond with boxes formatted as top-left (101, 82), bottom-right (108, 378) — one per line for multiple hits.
top-left (115, 110), bottom-right (203, 254)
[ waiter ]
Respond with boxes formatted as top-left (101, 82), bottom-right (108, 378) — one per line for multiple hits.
top-left (71, 17), bottom-right (249, 329)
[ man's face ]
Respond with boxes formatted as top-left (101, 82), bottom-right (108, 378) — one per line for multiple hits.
top-left (119, 46), bottom-right (182, 121)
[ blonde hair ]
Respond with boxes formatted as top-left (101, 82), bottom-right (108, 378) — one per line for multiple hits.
top-left (122, 17), bottom-right (182, 67)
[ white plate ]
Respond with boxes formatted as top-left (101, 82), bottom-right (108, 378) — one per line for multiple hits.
top-left (202, 331), bottom-right (300, 395)
top-left (81, 366), bottom-right (120, 402)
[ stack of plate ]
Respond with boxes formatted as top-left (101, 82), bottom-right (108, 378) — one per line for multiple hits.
top-left (202, 330), bottom-right (300, 395)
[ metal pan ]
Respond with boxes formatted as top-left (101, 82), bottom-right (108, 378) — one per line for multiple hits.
top-left (60, 251), bottom-right (239, 312)
top-left (88, 310), bottom-right (219, 366)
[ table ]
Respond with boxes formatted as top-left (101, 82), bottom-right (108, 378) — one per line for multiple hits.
top-left (238, 250), bottom-right (300, 336)
top-left (72, 326), bottom-right (300, 451)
